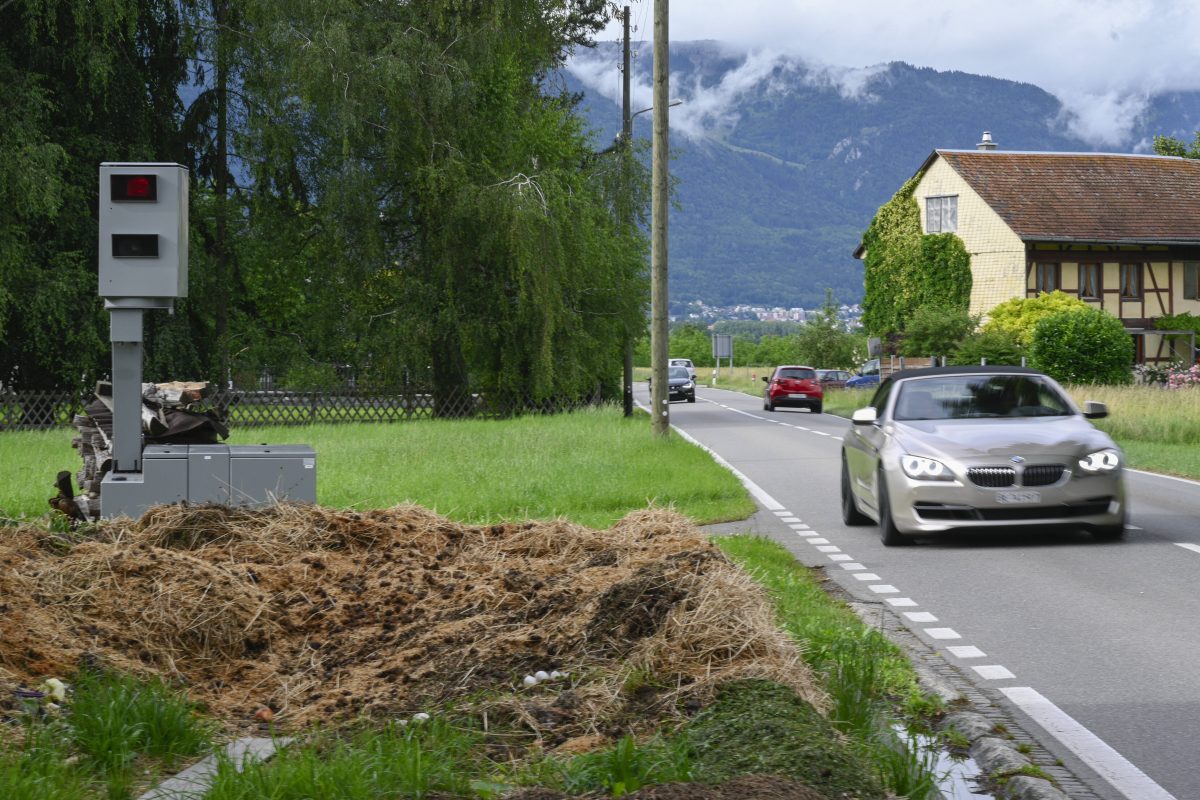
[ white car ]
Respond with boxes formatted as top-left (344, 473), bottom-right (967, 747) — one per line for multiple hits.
top-left (841, 366), bottom-right (1126, 546)
top-left (668, 358), bottom-right (697, 381)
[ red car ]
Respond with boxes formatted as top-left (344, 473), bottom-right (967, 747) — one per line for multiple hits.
top-left (762, 365), bottom-right (824, 413)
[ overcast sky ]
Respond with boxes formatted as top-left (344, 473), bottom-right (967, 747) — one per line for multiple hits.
top-left (574, 0), bottom-right (1200, 147)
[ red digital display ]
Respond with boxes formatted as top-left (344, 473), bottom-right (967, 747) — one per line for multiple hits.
top-left (110, 174), bottom-right (157, 202)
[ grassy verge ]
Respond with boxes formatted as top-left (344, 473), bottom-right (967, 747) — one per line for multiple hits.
top-left (0, 407), bottom-right (755, 526)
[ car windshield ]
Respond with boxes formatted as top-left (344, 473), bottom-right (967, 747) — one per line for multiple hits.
top-left (777, 368), bottom-right (815, 380)
top-left (668, 367), bottom-right (691, 379)
top-left (893, 375), bottom-right (1072, 420)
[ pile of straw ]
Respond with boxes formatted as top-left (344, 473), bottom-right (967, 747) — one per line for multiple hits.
top-left (1, 504), bottom-right (825, 745)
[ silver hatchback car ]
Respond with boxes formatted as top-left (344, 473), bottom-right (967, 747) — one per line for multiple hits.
top-left (841, 367), bottom-right (1126, 545)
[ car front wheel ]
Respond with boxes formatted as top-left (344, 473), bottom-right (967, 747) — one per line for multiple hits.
top-left (876, 471), bottom-right (912, 546)
top-left (1091, 513), bottom-right (1127, 542)
top-left (841, 460), bottom-right (870, 526)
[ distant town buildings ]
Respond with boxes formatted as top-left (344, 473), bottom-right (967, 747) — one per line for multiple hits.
top-left (678, 300), bottom-right (863, 328)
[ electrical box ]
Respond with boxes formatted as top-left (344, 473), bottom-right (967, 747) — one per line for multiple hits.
top-left (99, 162), bottom-right (188, 299)
top-left (101, 444), bottom-right (316, 520)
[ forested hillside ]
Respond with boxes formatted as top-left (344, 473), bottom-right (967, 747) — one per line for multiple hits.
top-left (567, 43), bottom-right (1200, 312)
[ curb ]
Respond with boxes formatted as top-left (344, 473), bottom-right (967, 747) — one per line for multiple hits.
top-left (137, 737), bottom-right (290, 800)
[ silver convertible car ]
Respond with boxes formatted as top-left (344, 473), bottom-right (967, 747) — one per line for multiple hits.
top-left (841, 367), bottom-right (1126, 545)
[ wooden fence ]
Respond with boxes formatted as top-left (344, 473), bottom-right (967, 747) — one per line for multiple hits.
top-left (0, 388), bottom-right (603, 431)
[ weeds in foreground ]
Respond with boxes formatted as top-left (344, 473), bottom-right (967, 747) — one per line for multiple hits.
top-left (1, 669), bottom-right (212, 800)
top-left (205, 717), bottom-right (480, 800)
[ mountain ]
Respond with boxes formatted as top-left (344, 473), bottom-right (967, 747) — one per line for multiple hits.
top-left (564, 42), bottom-right (1200, 313)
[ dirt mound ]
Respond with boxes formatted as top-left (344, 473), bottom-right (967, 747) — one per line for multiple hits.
top-left (1, 504), bottom-right (825, 746)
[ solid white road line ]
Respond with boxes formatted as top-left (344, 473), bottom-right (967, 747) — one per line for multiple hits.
top-left (1174, 542), bottom-right (1200, 555)
top-left (1000, 687), bottom-right (1179, 800)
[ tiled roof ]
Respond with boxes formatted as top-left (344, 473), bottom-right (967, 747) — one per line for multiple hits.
top-left (936, 150), bottom-right (1200, 243)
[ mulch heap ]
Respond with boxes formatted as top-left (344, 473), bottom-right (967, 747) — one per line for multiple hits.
top-left (0, 504), bottom-right (826, 750)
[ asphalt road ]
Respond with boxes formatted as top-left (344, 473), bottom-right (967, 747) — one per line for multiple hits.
top-left (638, 383), bottom-right (1200, 800)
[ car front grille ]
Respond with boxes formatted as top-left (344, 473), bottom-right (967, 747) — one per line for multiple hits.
top-left (1022, 464), bottom-right (1065, 486)
top-left (967, 467), bottom-right (1015, 488)
top-left (966, 464), bottom-right (1066, 488)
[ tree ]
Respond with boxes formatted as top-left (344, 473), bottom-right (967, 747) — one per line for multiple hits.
top-left (982, 291), bottom-right (1091, 348)
top-left (794, 290), bottom-right (861, 368)
top-left (949, 329), bottom-right (1026, 366)
top-left (900, 303), bottom-right (977, 357)
top-left (1153, 132), bottom-right (1200, 159)
top-left (0, 0), bottom-right (188, 392)
top-left (231, 0), bottom-right (643, 407)
top-left (1030, 307), bottom-right (1132, 385)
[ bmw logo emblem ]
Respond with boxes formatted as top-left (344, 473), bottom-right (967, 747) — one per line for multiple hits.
top-left (1010, 456), bottom-right (1025, 464)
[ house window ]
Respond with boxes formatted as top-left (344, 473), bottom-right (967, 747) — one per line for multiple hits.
top-left (926, 196), bottom-right (958, 233)
top-left (1078, 263), bottom-right (1102, 299)
top-left (1120, 263), bottom-right (1142, 299)
top-left (1035, 263), bottom-right (1060, 294)
top-left (1184, 261), bottom-right (1199, 300)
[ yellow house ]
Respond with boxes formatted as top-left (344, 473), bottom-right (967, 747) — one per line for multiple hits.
top-left (860, 140), bottom-right (1200, 363)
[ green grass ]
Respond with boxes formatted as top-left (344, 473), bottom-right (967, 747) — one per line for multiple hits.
top-left (715, 535), bottom-right (944, 799)
top-left (0, 407), bottom-right (755, 527)
top-left (1, 670), bottom-right (212, 800)
top-left (206, 718), bottom-right (481, 800)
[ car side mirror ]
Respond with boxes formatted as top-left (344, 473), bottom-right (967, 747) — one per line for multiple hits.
top-left (1082, 400), bottom-right (1108, 419)
top-left (851, 407), bottom-right (878, 425)
top-left (761, 376), bottom-right (769, 383)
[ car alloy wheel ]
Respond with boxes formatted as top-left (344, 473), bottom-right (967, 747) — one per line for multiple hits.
top-left (876, 470), bottom-right (911, 546)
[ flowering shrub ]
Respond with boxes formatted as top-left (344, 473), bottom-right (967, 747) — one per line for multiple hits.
top-left (1166, 363), bottom-right (1200, 389)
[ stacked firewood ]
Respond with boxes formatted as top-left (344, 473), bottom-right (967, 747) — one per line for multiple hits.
top-left (55, 381), bottom-right (228, 522)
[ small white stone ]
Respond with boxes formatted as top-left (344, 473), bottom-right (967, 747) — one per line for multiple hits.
top-left (413, 712), bottom-right (431, 722)
top-left (534, 670), bottom-right (551, 682)
top-left (522, 675), bottom-right (539, 687)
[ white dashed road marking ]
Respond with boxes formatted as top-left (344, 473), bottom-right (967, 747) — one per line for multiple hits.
top-left (924, 628), bottom-right (962, 640)
top-left (947, 646), bottom-right (986, 658)
top-left (1175, 542), bottom-right (1200, 555)
top-left (973, 665), bottom-right (1016, 680)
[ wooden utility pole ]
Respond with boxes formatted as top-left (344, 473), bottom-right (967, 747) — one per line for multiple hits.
top-left (650, 0), bottom-right (669, 436)
top-left (621, 6), bottom-right (634, 418)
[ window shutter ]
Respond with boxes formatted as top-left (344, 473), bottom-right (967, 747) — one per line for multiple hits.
top-left (1185, 262), bottom-right (1199, 300)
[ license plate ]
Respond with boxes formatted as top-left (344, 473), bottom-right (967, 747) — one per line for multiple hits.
top-left (996, 491), bottom-right (1040, 504)
top-left (788, 393), bottom-right (807, 399)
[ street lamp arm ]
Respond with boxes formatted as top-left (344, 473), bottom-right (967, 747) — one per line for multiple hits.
top-left (631, 99), bottom-right (682, 120)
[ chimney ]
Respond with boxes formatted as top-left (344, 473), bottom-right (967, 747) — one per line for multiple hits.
top-left (977, 131), bottom-right (998, 150)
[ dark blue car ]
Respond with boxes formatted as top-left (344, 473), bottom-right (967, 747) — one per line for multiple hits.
top-left (845, 359), bottom-right (881, 388)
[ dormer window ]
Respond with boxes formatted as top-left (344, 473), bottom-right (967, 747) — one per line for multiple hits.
top-left (926, 195), bottom-right (958, 233)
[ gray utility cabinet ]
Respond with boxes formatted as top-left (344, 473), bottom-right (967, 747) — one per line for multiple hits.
top-left (101, 444), bottom-right (316, 520)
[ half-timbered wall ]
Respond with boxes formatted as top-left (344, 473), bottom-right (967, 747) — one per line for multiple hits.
top-left (1025, 245), bottom-right (1200, 362)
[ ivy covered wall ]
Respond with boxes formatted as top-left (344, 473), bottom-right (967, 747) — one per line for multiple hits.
top-left (860, 173), bottom-right (972, 338)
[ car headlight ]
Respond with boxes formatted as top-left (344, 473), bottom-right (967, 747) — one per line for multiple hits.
top-left (900, 454), bottom-right (954, 481)
top-left (683, 381), bottom-right (694, 389)
top-left (1078, 448), bottom-right (1121, 473)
